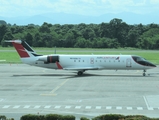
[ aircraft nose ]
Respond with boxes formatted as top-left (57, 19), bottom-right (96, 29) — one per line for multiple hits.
top-left (153, 64), bottom-right (157, 67)
top-left (143, 61), bottom-right (156, 67)
top-left (148, 62), bottom-right (156, 67)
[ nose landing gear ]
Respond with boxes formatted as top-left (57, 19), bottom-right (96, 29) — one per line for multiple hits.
top-left (143, 70), bottom-right (146, 76)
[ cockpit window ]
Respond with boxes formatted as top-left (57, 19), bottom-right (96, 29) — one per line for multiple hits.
top-left (132, 55), bottom-right (156, 67)
top-left (132, 56), bottom-right (145, 62)
top-left (137, 57), bottom-right (145, 62)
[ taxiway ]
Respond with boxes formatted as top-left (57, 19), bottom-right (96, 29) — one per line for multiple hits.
top-left (0, 64), bottom-right (159, 120)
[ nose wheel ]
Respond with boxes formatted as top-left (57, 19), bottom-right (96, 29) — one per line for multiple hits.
top-left (143, 70), bottom-right (146, 76)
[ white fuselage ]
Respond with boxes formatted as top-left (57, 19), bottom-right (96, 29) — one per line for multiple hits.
top-left (21, 55), bottom-right (153, 71)
top-left (9, 40), bottom-right (156, 76)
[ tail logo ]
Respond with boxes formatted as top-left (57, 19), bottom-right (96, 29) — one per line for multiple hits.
top-left (12, 42), bottom-right (30, 58)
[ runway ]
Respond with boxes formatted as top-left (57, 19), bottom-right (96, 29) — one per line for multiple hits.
top-left (0, 64), bottom-right (159, 120)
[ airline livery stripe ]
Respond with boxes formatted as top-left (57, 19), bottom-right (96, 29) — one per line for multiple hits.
top-left (12, 42), bottom-right (30, 58)
top-left (56, 62), bottom-right (63, 69)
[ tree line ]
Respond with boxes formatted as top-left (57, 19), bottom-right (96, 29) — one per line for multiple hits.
top-left (0, 18), bottom-right (159, 49)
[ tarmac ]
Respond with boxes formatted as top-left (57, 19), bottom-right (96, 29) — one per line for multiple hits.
top-left (0, 64), bottom-right (159, 120)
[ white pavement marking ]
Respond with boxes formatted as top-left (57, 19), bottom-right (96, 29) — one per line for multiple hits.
top-left (3, 105), bottom-right (10, 108)
top-left (116, 106), bottom-right (122, 110)
top-left (106, 106), bottom-right (112, 109)
top-left (127, 107), bottom-right (133, 110)
top-left (0, 105), bottom-right (157, 111)
top-left (44, 106), bottom-right (51, 108)
top-left (65, 106), bottom-right (71, 109)
top-left (137, 107), bottom-right (143, 110)
top-left (54, 106), bottom-right (61, 109)
top-left (34, 106), bottom-right (41, 109)
top-left (13, 105), bottom-right (20, 108)
top-left (148, 107), bottom-right (154, 110)
top-left (24, 105), bottom-right (30, 108)
top-left (96, 106), bottom-right (101, 109)
top-left (75, 106), bottom-right (81, 109)
top-left (143, 96), bottom-right (150, 109)
top-left (85, 106), bottom-right (91, 109)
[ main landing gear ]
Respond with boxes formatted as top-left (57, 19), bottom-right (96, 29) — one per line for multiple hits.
top-left (143, 70), bottom-right (146, 76)
top-left (77, 70), bottom-right (85, 76)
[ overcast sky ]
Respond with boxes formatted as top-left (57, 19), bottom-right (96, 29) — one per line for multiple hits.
top-left (0, 0), bottom-right (159, 17)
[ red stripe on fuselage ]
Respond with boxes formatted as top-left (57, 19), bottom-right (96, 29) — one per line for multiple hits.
top-left (12, 42), bottom-right (30, 58)
top-left (56, 62), bottom-right (63, 69)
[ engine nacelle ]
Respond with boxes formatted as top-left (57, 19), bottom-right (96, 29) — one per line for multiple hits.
top-left (38, 55), bottom-right (59, 63)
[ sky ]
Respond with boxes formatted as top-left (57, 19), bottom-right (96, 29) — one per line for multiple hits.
top-left (0, 0), bottom-right (159, 24)
top-left (0, 0), bottom-right (159, 17)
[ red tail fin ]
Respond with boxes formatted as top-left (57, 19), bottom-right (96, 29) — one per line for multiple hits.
top-left (12, 41), bottom-right (30, 58)
top-left (6, 40), bottom-right (40, 58)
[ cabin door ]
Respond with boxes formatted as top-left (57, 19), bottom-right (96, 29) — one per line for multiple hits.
top-left (90, 58), bottom-right (94, 64)
top-left (126, 58), bottom-right (132, 67)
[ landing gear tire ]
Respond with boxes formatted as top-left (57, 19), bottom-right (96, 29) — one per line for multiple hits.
top-left (143, 70), bottom-right (146, 76)
top-left (77, 71), bottom-right (83, 76)
top-left (143, 72), bottom-right (146, 76)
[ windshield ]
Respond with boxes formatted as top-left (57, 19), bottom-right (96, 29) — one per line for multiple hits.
top-left (132, 56), bottom-right (145, 62)
top-left (132, 55), bottom-right (156, 67)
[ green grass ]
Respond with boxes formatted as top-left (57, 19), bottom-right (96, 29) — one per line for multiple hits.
top-left (0, 47), bottom-right (159, 64)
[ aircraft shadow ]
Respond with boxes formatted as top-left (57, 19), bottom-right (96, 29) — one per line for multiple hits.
top-left (12, 73), bottom-right (153, 78)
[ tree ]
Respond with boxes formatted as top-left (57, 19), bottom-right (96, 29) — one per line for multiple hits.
top-left (99, 22), bottom-right (110, 38)
top-left (127, 29), bottom-right (139, 47)
top-left (33, 32), bottom-right (42, 47)
top-left (39, 22), bottom-right (51, 33)
top-left (74, 37), bottom-right (90, 48)
top-left (1, 31), bottom-right (13, 47)
top-left (0, 20), bottom-right (7, 25)
top-left (137, 28), bottom-right (159, 49)
top-left (42, 33), bottom-right (53, 47)
top-left (82, 28), bottom-right (95, 40)
top-left (64, 31), bottom-right (75, 47)
top-left (109, 18), bottom-right (129, 47)
top-left (24, 33), bottom-right (33, 46)
top-left (0, 25), bottom-right (7, 44)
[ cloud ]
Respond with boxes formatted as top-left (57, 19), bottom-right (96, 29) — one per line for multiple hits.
top-left (150, 0), bottom-right (159, 4)
top-left (0, 0), bottom-right (159, 17)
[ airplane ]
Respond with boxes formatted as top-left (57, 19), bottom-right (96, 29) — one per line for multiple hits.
top-left (6, 40), bottom-right (156, 76)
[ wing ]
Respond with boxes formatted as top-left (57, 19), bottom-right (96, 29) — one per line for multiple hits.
top-left (63, 66), bottom-right (101, 71)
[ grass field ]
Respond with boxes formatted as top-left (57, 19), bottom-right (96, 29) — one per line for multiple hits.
top-left (0, 47), bottom-right (159, 64)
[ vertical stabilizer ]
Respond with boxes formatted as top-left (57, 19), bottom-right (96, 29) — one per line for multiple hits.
top-left (6, 40), bottom-right (37, 58)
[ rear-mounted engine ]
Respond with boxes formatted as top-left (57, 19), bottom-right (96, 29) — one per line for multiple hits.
top-left (38, 55), bottom-right (59, 63)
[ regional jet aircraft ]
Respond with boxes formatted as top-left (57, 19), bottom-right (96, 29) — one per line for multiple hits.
top-left (6, 40), bottom-right (156, 76)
